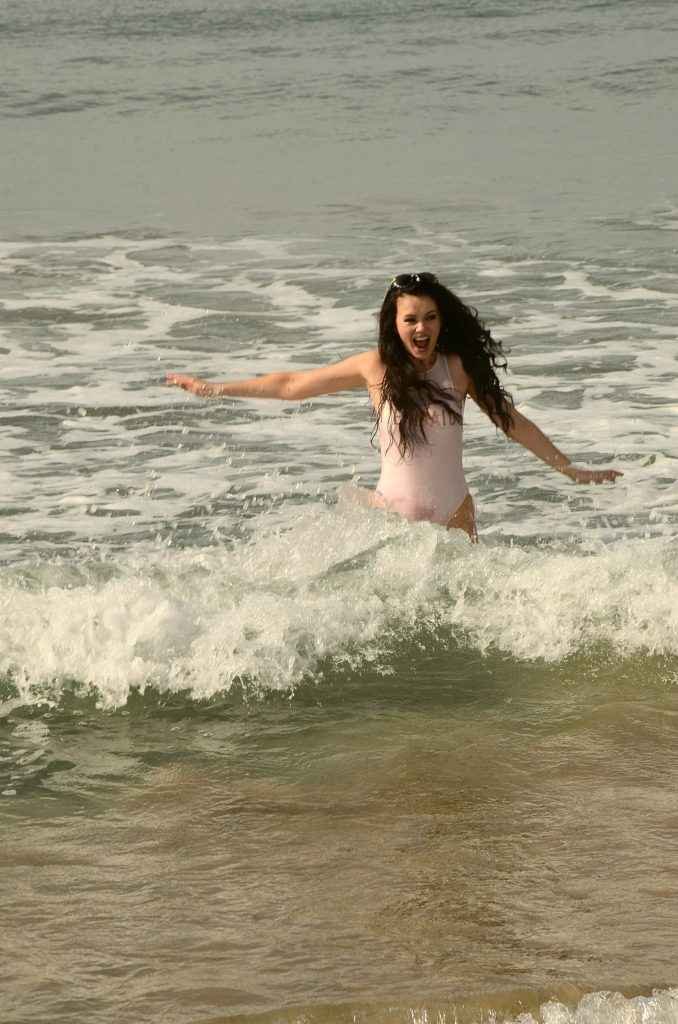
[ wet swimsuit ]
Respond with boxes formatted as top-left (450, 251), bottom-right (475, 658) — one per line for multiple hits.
top-left (376, 353), bottom-right (468, 526)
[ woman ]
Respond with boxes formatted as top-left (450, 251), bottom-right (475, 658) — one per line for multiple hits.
top-left (166, 272), bottom-right (622, 540)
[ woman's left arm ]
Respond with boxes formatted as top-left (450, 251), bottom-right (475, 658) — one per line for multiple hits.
top-left (463, 372), bottom-right (623, 484)
top-left (505, 407), bottom-right (622, 483)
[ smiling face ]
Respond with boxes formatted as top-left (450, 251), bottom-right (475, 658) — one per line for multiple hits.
top-left (394, 293), bottom-right (442, 370)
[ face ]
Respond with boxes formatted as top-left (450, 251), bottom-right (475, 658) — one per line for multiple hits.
top-left (394, 293), bottom-right (441, 369)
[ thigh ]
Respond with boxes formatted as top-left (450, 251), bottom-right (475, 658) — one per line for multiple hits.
top-left (446, 492), bottom-right (477, 542)
top-left (336, 483), bottom-right (384, 510)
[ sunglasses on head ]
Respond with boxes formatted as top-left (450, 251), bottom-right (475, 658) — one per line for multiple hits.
top-left (389, 272), bottom-right (439, 290)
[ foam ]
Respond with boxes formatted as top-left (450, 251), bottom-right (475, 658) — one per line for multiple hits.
top-left (2, 231), bottom-right (677, 577)
top-left (213, 271), bottom-right (373, 342)
top-left (2, 503), bottom-right (677, 709)
top-left (555, 269), bottom-right (678, 305)
top-left (502, 988), bottom-right (678, 1024)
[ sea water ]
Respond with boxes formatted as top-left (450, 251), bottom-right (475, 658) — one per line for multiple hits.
top-left (2, 1), bottom-right (678, 1022)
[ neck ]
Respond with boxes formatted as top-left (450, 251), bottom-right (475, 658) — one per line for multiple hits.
top-left (415, 351), bottom-right (437, 373)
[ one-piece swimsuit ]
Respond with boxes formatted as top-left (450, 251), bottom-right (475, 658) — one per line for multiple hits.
top-left (375, 352), bottom-right (468, 525)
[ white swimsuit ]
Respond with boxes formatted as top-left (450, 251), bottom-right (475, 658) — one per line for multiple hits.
top-left (376, 353), bottom-right (468, 526)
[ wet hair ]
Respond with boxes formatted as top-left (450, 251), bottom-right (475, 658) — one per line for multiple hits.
top-left (375, 274), bottom-right (513, 456)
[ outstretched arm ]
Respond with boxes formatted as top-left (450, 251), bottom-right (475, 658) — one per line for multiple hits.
top-left (505, 407), bottom-right (622, 483)
top-left (468, 383), bottom-right (623, 484)
top-left (166, 351), bottom-right (377, 402)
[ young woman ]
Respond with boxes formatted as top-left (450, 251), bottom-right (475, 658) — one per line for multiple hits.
top-left (166, 272), bottom-right (622, 540)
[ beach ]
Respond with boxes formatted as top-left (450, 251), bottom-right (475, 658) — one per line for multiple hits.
top-left (2, 1), bottom-right (678, 1021)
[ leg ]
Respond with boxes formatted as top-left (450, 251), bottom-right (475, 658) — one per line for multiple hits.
top-left (337, 484), bottom-right (385, 510)
top-left (446, 492), bottom-right (477, 542)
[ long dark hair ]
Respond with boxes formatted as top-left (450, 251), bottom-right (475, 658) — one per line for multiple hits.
top-left (376, 273), bottom-right (513, 456)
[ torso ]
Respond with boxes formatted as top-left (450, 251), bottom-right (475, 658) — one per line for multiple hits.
top-left (372, 352), bottom-right (469, 525)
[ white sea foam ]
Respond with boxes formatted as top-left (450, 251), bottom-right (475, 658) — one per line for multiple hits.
top-left (555, 269), bottom-right (678, 304)
top-left (213, 271), bottom-right (373, 342)
top-left (2, 503), bottom-right (677, 709)
top-left (500, 988), bottom-right (678, 1024)
top-left (2, 233), bottom-right (677, 586)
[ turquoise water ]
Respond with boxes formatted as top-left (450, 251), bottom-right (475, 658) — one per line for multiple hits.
top-left (2, 2), bottom-right (678, 1022)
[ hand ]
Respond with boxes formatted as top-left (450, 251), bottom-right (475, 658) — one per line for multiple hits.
top-left (562, 465), bottom-right (623, 484)
top-left (166, 373), bottom-right (212, 396)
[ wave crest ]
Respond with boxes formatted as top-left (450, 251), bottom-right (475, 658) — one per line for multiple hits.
top-left (2, 505), bottom-right (677, 709)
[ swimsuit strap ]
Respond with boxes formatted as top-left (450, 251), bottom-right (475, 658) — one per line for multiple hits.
top-left (437, 352), bottom-right (453, 387)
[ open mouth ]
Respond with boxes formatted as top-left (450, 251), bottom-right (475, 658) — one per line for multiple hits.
top-left (412, 337), bottom-right (430, 353)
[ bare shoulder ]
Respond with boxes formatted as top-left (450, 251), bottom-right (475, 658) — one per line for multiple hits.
top-left (445, 353), bottom-right (471, 395)
top-left (356, 348), bottom-right (385, 385)
top-left (330, 349), bottom-right (380, 373)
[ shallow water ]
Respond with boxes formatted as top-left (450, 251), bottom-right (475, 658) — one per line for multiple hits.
top-left (4, 657), bottom-right (678, 1021)
top-left (2, 1), bottom-right (678, 1022)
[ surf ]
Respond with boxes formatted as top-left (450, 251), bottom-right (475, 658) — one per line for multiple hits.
top-left (2, 503), bottom-right (677, 711)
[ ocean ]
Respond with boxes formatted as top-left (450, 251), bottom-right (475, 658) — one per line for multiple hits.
top-left (2, 1), bottom-right (678, 1022)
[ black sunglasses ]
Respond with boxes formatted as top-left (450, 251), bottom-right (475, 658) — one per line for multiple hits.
top-left (389, 272), bottom-right (439, 290)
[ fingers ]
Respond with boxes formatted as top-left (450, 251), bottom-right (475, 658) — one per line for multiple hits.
top-left (166, 372), bottom-right (192, 391)
top-left (165, 373), bottom-right (212, 398)
top-left (576, 468), bottom-right (624, 484)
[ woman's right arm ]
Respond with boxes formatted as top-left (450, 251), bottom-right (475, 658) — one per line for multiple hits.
top-left (166, 351), bottom-right (377, 401)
